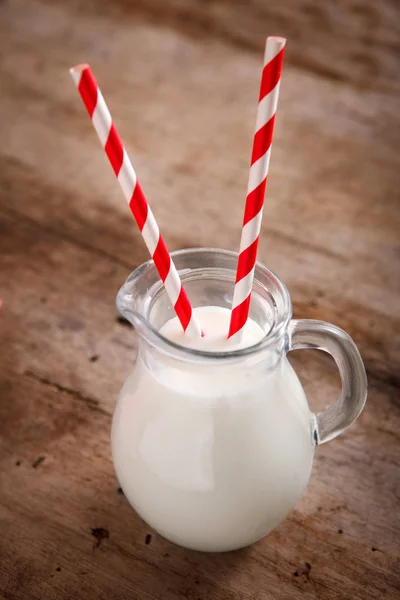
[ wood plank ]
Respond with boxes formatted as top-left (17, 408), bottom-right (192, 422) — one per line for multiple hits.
top-left (0, 0), bottom-right (399, 598)
top-left (41, 0), bottom-right (400, 93)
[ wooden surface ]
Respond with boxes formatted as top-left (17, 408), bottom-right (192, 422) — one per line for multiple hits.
top-left (1, 0), bottom-right (399, 598)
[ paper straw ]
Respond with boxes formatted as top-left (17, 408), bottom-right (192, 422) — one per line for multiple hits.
top-left (228, 37), bottom-right (286, 339)
top-left (70, 64), bottom-right (202, 337)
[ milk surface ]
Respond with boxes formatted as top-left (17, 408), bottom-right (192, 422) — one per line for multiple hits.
top-left (160, 305), bottom-right (265, 351)
top-left (112, 306), bottom-right (314, 551)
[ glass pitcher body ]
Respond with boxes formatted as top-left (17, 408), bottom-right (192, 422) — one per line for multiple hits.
top-left (112, 249), bottom-right (367, 552)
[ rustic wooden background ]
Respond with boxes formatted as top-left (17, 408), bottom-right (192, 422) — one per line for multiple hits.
top-left (1, 0), bottom-right (399, 598)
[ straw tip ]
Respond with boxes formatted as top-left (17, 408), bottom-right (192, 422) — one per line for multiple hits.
top-left (69, 63), bottom-right (90, 85)
top-left (266, 36), bottom-right (287, 46)
top-left (69, 63), bottom-right (89, 75)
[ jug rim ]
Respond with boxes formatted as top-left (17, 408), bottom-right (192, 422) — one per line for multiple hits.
top-left (117, 248), bottom-right (292, 361)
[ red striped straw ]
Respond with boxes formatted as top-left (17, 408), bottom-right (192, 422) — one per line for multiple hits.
top-left (70, 64), bottom-right (202, 338)
top-left (228, 37), bottom-right (286, 339)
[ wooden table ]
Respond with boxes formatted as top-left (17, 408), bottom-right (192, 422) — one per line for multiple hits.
top-left (1, 1), bottom-right (399, 598)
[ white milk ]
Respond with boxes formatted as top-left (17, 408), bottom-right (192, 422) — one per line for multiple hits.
top-left (112, 306), bottom-right (314, 552)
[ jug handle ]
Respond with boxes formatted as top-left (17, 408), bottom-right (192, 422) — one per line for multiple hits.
top-left (286, 319), bottom-right (367, 445)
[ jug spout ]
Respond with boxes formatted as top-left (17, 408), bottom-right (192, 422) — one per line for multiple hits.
top-left (116, 261), bottom-right (157, 335)
top-left (116, 288), bottom-right (142, 329)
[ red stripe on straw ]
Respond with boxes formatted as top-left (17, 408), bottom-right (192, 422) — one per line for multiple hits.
top-left (78, 67), bottom-right (98, 117)
top-left (251, 114), bottom-right (275, 165)
top-left (243, 179), bottom-right (267, 226)
top-left (235, 238), bottom-right (259, 282)
top-left (153, 239), bottom-right (171, 282)
top-left (129, 182), bottom-right (148, 231)
top-left (174, 288), bottom-right (192, 331)
top-left (259, 48), bottom-right (285, 102)
top-left (229, 296), bottom-right (251, 337)
top-left (105, 124), bottom-right (124, 176)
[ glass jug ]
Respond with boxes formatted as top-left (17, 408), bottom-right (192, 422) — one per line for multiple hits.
top-left (112, 248), bottom-right (367, 552)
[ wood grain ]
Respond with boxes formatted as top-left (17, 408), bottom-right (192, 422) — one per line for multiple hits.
top-left (0, 0), bottom-right (399, 598)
